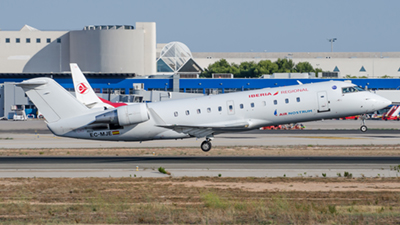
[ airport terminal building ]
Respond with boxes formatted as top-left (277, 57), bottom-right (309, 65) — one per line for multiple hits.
top-left (1, 22), bottom-right (400, 118)
top-left (0, 23), bottom-right (156, 75)
top-left (1, 23), bottom-right (400, 77)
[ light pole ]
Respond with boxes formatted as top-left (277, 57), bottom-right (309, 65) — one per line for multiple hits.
top-left (328, 38), bottom-right (337, 52)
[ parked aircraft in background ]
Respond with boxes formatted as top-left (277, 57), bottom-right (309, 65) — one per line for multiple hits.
top-left (17, 75), bottom-right (391, 151)
top-left (382, 105), bottom-right (400, 121)
top-left (70, 63), bottom-right (126, 109)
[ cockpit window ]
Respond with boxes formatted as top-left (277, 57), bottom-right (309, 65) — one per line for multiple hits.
top-left (342, 86), bottom-right (364, 94)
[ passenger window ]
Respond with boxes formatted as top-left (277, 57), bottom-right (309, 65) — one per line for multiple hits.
top-left (262, 101), bottom-right (266, 106)
top-left (197, 109), bottom-right (201, 114)
top-left (285, 98), bottom-right (289, 104)
top-left (174, 112), bottom-right (178, 117)
top-left (218, 106), bottom-right (222, 112)
top-left (229, 105), bottom-right (233, 110)
top-left (296, 97), bottom-right (300, 102)
top-left (251, 103), bottom-right (255, 108)
top-left (274, 100), bottom-right (277, 105)
top-left (207, 107), bottom-right (211, 113)
top-left (185, 110), bottom-right (190, 115)
top-left (240, 104), bottom-right (244, 109)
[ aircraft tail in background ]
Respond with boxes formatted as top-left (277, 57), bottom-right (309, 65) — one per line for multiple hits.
top-left (70, 63), bottom-right (104, 108)
top-left (70, 63), bottom-right (126, 109)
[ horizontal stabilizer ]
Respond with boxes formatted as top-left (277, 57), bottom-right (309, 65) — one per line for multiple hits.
top-left (17, 79), bottom-right (48, 86)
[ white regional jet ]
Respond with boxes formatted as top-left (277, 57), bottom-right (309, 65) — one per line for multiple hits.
top-left (17, 77), bottom-right (391, 151)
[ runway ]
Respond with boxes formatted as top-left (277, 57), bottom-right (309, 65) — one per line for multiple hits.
top-left (1, 156), bottom-right (399, 178)
top-left (1, 119), bottom-right (400, 178)
top-left (2, 155), bottom-right (400, 169)
top-left (1, 120), bottom-right (400, 148)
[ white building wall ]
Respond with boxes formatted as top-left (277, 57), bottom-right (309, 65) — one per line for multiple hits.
top-left (70, 29), bottom-right (143, 73)
top-left (304, 58), bottom-right (399, 78)
top-left (69, 22), bottom-right (156, 75)
top-left (0, 84), bottom-right (3, 117)
top-left (192, 52), bottom-right (400, 78)
top-left (374, 90), bottom-right (400, 103)
top-left (1, 25), bottom-right (398, 77)
top-left (0, 30), bottom-right (69, 72)
top-left (138, 22), bottom-right (156, 75)
top-left (0, 23), bottom-right (156, 75)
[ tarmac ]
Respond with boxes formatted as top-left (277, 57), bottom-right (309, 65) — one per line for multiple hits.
top-left (1, 119), bottom-right (400, 148)
top-left (0, 156), bottom-right (399, 178)
top-left (0, 119), bottom-right (400, 178)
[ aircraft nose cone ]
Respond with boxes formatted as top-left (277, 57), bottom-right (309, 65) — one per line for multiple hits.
top-left (383, 98), bottom-right (392, 107)
top-left (377, 97), bottom-right (392, 109)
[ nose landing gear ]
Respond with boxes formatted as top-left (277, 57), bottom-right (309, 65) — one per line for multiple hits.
top-left (360, 114), bottom-right (368, 132)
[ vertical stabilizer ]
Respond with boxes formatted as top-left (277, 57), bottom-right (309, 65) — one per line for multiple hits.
top-left (17, 78), bottom-right (89, 123)
top-left (70, 63), bottom-right (102, 108)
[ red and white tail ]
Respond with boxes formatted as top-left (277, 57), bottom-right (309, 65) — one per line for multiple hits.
top-left (70, 63), bottom-right (102, 108)
top-left (70, 63), bottom-right (126, 109)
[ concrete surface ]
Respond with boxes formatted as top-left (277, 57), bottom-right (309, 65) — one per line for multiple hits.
top-left (1, 119), bottom-right (400, 178)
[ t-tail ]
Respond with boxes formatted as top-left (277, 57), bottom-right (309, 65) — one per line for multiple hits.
top-left (16, 78), bottom-right (89, 124)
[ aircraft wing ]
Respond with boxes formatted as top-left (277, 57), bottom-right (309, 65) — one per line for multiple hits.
top-left (157, 121), bottom-right (250, 138)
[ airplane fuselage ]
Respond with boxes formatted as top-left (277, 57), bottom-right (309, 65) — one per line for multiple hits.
top-left (53, 81), bottom-right (390, 142)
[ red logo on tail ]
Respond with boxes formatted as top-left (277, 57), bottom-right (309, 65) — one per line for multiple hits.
top-left (77, 83), bottom-right (88, 94)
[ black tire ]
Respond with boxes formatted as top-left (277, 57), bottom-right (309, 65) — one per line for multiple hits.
top-left (201, 141), bottom-right (212, 152)
top-left (360, 125), bottom-right (367, 132)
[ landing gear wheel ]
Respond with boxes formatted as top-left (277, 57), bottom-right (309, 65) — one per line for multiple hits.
top-left (200, 141), bottom-right (212, 152)
top-left (360, 114), bottom-right (368, 133)
top-left (360, 125), bottom-right (367, 132)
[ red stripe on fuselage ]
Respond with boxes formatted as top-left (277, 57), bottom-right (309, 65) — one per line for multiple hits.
top-left (99, 97), bottom-right (127, 108)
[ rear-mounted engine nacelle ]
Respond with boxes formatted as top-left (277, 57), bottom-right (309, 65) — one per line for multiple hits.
top-left (94, 103), bottom-right (149, 126)
top-left (117, 103), bottom-right (149, 126)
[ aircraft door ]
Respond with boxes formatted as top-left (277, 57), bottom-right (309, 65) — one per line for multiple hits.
top-left (317, 91), bottom-right (330, 113)
top-left (227, 100), bottom-right (235, 115)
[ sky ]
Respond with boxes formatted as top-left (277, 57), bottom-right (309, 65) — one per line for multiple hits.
top-left (1, 0), bottom-right (399, 53)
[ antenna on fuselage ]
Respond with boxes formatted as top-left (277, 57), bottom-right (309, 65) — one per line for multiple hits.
top-left (297, 80), bottom-right (303, 85)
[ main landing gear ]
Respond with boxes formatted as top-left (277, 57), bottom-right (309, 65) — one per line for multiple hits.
top-left (360, 114), bottom-right (368, 132)
top-left (360, 125), bottom-right (367, 132)
top-left (201, 138), bottom-right (213, 152)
